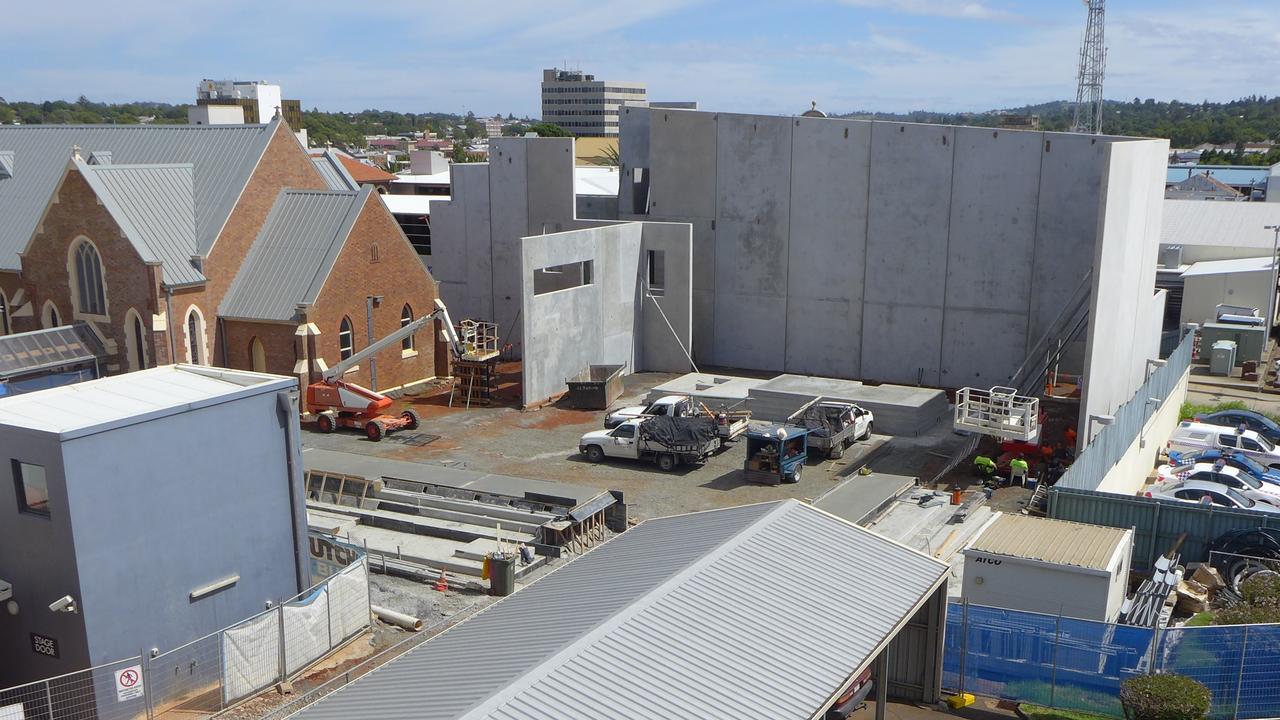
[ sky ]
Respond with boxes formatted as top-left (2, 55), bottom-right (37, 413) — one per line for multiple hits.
top-left (5, 0), bottom-right (1278, 117)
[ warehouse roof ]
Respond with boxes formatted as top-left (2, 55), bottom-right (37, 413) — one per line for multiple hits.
top-left (219, 186), bottom-right (371, 322)
top-left (74, 161), bottom-right (203, 286)
top-left (966, 514), bottom-right (1129, 571)
top-left (0, 121), bottom-right (278, 270)
top-left (1181, 256), bottom-right (1277, 278)
top-left (291, 499), bottom-right (948, 720)
top-left (0, 365), bottom-right (292, 439)
top-left (1161, 199), bottom-right (1280, 249)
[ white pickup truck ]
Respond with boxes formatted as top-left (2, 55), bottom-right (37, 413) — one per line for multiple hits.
top-left (604, 394), bottom-right (749, 443)
top-left (580, 417), bottom-right (720, 471)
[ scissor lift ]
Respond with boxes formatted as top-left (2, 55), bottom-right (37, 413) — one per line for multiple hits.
top-left (954, 386), bottom-right (1040, 442)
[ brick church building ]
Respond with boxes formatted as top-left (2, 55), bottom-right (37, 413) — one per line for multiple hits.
top-left (0, 118), bottom-right (445, 393)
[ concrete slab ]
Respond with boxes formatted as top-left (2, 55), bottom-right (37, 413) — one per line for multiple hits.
top-left (644, 372), bottom-right (766, 407)
top-left (747, 374), bottom-right (949, 435)
top-left (814, 472), bottom-right (918, 526)
top-left (302, 447), bottom-right (611, 511)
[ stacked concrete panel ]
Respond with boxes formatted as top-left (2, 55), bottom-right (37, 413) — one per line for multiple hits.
top-left (747, 374), bottom-right (948, 436)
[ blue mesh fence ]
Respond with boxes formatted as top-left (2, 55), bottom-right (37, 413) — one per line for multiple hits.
top-left (944, 602), bottom-right (1280, 719)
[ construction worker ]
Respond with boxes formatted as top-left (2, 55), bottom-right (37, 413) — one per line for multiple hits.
top-left (974, 455), bottom-right (996, 477)
top-left (1010, 457), bottom-right (1030, 486)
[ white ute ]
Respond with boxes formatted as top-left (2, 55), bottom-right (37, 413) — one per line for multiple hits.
top-left (605, 395), bottom-right (692, 429)
top-left (580, 417), bottom-right (719, 471)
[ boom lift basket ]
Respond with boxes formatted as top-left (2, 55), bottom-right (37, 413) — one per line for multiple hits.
top-left (954, 386), bottom-right (1040, 442)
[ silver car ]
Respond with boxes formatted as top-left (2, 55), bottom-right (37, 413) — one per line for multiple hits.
top-left (1145, 479), bottom-right (1280, 513)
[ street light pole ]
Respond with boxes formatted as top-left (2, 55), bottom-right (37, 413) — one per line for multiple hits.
top-left (1265, 225), bottom-right (1280, 363)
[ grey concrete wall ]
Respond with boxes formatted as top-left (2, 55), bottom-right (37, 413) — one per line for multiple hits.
top-left (1080, 139), bottom-right (1170, 442)
top-left (623, 108), bottom-right (1167, 397)
top-left (430, 163), bottom-right (492, 322)
top-left (63, 386), bottom-right (303, 667)
top-left (0, 427), bottom-right (89, 686)
top-left (639, 223), bottom-right (694, 372)
top-left (576, 195), bottom-right (618, 220)
top-left (520, 221), bottom-right (693, 406)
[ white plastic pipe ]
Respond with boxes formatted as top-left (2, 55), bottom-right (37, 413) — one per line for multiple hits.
top-left (371, 604), bottom-right (423, 631)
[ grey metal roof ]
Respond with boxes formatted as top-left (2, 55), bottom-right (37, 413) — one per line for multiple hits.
top-left (311, 149), bottom-right (361, 191)
top-left (0, 323), bottom-right (106, 380)
top-left (76, 161), bottom-right (203, 286)
top-left (1161, 199), bottom-right (1280, 249)
top-left (0, 121), bottom-right (277, 271)
top-left (290, 499), bottom-right (949, 720)
top-left (219, 186), bottom-right (372, 322)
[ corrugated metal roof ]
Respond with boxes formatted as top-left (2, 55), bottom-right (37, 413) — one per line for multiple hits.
top-left (0, 122), bottom-right (276, 270)
top-left (0, 364), bottom-right (292, 439)
top-left (311, 149), bottom-right (360, 191)
top-left (291, 500), bottom-right (948, 720)
top-left (1181, 256), bottom-right (1277, 278)
top-left (219, 187), bottom-right (371, 322)
top-left (965, 513), bottom-right (1129, 571)
top-left (1166, 165), bottom-right (1271, 188)
top-left (1161, 199), bottom-right (1280, 249)
top-left (0, 323), bottom-right (106, 379)
top-left (77, 161), bottom-right (203, 286)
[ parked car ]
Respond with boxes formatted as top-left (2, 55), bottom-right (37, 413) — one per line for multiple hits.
top-left (580, 416), bottom-right (720, 471)
top-left (1155, 462), bottom-right (1280, 507)
top-left (1194, 409), bottom-right (1280, 444)
top-left (802, 401), bottom-right (874, 460)
top-left (1166, 422), bottom-right (1280, 469)
top-left (1166, 449), bottom-right (1280, 486)
top-left (1145, 479), bottom-right (1280, 513)
top-left (605, 395), bottom-right (692, 429)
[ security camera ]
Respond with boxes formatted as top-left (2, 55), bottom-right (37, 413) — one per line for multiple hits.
top-left (48, 595), bottom-right (77, 614)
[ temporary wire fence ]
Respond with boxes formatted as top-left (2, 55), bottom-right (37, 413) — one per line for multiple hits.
top-left (0, 547), bottom-right (370, 720)
top-left (944, 601), bottom-right (1280, 719)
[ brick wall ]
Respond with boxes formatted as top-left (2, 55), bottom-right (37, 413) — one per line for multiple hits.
top-left (186, 121), bottom-right (327, 361)
top-left (307, 193), bottom-right (442, 392)
top-left (222, 319), bottom-right (298, 378)
top-left (17, 169), bottom-right (165, 370)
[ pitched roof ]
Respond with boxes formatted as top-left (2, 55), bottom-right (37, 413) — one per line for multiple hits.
top-left (0, 121), bottom-right (278, 271)
top-left (1168, 172), bottom-right (1242, 197)
top-left (965, 513), bottom-right (1129, 571)
top-left (290, 499), bottom-right (949, 720)
top-left (337, 154), bottom-right (397, 183)
top-left (74, 161), bottom-right (203, 286)
top-left (0, 323), bottom-right (107, 380)
top-left (310, 149), bottom-right (361, 191)
top-left (219, 186), bottom-right (372, 322)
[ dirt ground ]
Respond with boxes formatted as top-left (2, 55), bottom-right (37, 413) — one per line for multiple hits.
top-left (302, 369), bottom-right (970, 521)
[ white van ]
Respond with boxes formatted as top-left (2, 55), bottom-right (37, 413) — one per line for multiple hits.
top-left (1167, 421), bottom-right (1280, 468)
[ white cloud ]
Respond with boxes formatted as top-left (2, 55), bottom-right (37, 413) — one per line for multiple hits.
top-left (838, 0), bottom-right (1023, 22)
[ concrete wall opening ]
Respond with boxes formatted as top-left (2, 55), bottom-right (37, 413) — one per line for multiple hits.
top-left (533, 260), bottom-right (594, 295)
top-left (647, 249), bottom-right (665, 297)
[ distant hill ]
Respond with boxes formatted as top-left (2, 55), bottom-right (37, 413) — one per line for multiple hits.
top-left (8, 95), bottom-right (1280, 155)
top-left (834, 96), bottom-right (1280, 150)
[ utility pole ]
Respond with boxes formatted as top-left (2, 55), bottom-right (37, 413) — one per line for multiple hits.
top-left (1070, 0), bottom-right (1107, 134)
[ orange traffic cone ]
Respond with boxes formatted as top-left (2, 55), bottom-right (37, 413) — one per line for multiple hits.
top-left (435, 568), bottom-right (449, 592)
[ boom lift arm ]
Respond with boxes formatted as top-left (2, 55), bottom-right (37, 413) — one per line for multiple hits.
top-left (322, 298), bottom-right (462, 382)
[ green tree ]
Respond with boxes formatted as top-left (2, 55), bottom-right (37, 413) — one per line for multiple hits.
top-left (527, 122), bottom-right (572, 137)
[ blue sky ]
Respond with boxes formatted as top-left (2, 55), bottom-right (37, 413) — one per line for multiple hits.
top-left (5, 0), bottom-right (1276, 116)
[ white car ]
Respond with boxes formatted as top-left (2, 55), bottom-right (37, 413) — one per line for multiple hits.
top-left (1166, 421), bottom-right (1280, 468)
top-left (604, 395), bottom-right (692, 429)
top-left (1145, 479), bottom-right (1280, 513)
top-left (1155, 462), bottom-right (1280, 507)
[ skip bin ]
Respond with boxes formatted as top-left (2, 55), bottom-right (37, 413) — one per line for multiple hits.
top-left (565, 364), bottom-right (626, 409)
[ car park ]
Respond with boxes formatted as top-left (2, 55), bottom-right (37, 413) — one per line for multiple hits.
top-left (1194, 409), bottom-right (1280, 444)
top-left (1155, 461), bottom-right (1280, 506)
top-left (1166, 422), bottom-right (1280, 468)
top-left (1165, 449), bottom-right (1280, 485)
top-left (1145, 479), bottom-right (1280, 513)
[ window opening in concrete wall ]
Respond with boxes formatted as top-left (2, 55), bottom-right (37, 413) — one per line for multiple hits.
top-left (339, 317), bottom-right (354, 360)
top-left (647, 250), bottom-right (666, 297)
top-left (250, 337), bottom-right (266, 373)
top-left (631, 167), bottom-right (650, 214)
top-left (401, 305), bottom-right (414, 352)
top-left (533, 260), bottom-right (594, 295)
top-left (13, 460), bottom-right (49, 517)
